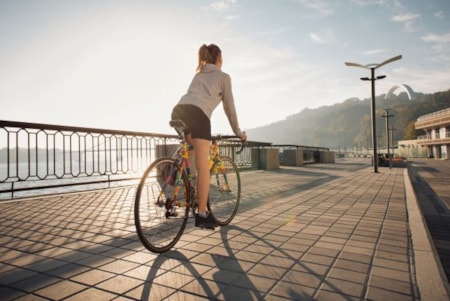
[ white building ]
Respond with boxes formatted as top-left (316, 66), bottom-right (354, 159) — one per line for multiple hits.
top-left (415, 108), bottom-right (450, 159)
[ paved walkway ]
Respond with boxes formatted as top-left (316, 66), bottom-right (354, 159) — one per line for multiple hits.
top-left (0, 158), bottom-right (448, 300)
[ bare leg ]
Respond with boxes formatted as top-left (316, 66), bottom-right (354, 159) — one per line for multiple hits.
top-left (186, 134), bottom-right (196, 179)
top-left (191, 138), bottom-right (211, 214)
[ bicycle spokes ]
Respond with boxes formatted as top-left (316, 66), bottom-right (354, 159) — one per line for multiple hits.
top-left (134, 158), bottom-right (190, 253)
top-left (208, 156), bottom-right (241, 226)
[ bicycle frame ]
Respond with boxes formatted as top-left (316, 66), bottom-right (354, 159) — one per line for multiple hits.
top-left (210, 141), bottom-right (231, 192)
top-left (158, 143), bottom-right (194, 213)
top-left (161, 139), bottom-right (231, 214)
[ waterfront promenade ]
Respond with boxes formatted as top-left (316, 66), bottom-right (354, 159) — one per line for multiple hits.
top-left (0, 158), bottom-right (449, 300)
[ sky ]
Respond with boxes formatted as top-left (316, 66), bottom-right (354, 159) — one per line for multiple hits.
top-left (1, 0), bottom-right (449, 136)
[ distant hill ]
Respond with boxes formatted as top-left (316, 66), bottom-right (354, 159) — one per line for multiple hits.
top-left (247, 89), bottom-right (450, 149)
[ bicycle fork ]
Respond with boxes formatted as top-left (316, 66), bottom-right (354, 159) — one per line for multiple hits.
top-left (213, 161), bottom-right (232, 193)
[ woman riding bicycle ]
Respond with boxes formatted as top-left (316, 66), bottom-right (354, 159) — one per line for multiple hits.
top-left (171, 43), bottom-right (247, 229)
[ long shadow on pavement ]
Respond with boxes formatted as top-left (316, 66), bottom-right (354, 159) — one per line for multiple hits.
top-left (137, 224), bottom-right (359, 300)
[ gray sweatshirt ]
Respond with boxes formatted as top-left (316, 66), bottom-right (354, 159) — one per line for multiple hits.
top-left (178, 64), bottom-right (244, 137)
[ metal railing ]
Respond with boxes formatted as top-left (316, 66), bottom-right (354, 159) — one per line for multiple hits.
top-left (274, 144), bottom-right (330, 164)
top-left (0, 120), bottom-right (260, 199)
top-left (418, 131), bottom-right (450, 141)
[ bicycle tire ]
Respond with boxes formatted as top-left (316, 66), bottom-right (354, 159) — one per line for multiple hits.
top-left (134, 157), bottom-right (190, 253)
top-left (208, 156), bottom-right (241, 226)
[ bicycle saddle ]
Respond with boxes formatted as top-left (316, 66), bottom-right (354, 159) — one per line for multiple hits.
top-left (170, 119), bottom-right (191, 139)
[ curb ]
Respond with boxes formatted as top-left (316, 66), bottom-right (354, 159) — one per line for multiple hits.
top-left (404, 167), bottom-right (450, 301)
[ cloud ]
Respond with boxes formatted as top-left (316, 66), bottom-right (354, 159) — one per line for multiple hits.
top-left (434, 11), bottom-right (445, 19)
top-left (225, 15), bottom-right (239, 21)
top-left (350, 0), bottom-right (387, 6)
top-left (210, 0), bottom-right (236, 11)
top-left (364, 49), bottom-right (388, 55)
top-left (421, 32), bottom-right (450, 44)
top-left (391, 12), bottom-right (421, 32)
top-left (391, 12), bottom-right (420, 22)
top-left (421, 32), bottom-right (450, 54)
top-left (309, 33), bottom-right (327, 44)
top-left (209, 0), bottom-right (239, 22)
top-left (298, 0), bottom-right (334, 17)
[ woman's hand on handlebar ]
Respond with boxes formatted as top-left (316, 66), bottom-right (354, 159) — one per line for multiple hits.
top-left (240, 131), bottom-right (247, 143)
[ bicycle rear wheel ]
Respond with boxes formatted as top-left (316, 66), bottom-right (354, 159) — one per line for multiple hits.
top-left (208, 156), bottom-right (241, 226)
top-left (134, 157), bottom-right (190, 253)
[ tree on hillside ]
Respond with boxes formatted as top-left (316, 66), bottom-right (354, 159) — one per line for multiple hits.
top-left (354, 114), bottom-right (371, 147)
top-left (403, 121), bottom-right (421, 140)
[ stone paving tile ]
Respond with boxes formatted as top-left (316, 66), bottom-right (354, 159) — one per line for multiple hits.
top-left (0, 160), bottom-right (434, 300)
top-left (202, 267), bottom-right (243, 285)
top-left (70, 269), bottom-right (116, 286)
top-left (365, 286), bottom-right (414, 301)
top-left (320, 278), bottom-right (365, 299)
top-left (177, 277), bottom-right (227, 299)
top-left (327, 268), bottom-right (367, 284)
top-left (10, 272), bottom-right (61, 293)
top-left (293, 262), bottom-right (330, 277)
top-left (283, 270), bottom-right (323, 289)
top-left (315, 290), bottom-right (360, 301)
top-left (96, 274), bottom-right (144, 295)
top-left (0, 286), bottom-right (27, 301)
top-left (268, 281), bottom-right (316, 300)
top-left (126, 282), bottom-right (186, 300)
top-left (333, 258), bottom-right (370, 274)
top-left (64, 287), bottom-right (118, 301)
top-left (34, 280), bottom-right (88, 300)
top-left (369, 274), bottom-right (413, 296)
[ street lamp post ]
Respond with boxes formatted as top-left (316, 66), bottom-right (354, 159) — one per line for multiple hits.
top-left (345, 55), bottom-right (402, 173)
top-left (389, 126), bottom-right (396, 160)
top-left (382, 109), bottom-right (394, 169)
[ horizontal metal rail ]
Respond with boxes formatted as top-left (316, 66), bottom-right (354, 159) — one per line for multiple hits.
top-left (0, 120), bottom-right (261, 199)
top-left (272, 144), bottom-right (330, 164)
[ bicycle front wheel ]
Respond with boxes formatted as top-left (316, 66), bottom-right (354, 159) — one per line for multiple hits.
top-left (208, 156), bottom-right (241, 226)
top-left (134, 157), bottom-right (190, 253)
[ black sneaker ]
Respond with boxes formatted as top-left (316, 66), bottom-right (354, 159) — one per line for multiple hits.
top-left (195, 212), bottom-right (217, 230)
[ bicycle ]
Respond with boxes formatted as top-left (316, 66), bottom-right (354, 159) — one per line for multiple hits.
top-left (134, 119), bottom-right (244, 253)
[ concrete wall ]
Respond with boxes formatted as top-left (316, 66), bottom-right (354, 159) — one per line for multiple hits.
top-left (319, 151), bottom-right (335, 163)
top-left (254, 148), bottom-right (279, 170)
top-left (282, 149), bottom-right (304, 166)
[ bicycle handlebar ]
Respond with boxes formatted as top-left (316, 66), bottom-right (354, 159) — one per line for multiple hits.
top-left (212, 135), bottom-right (246, 154)
top-left (170, 120), bottom-right (246, 154)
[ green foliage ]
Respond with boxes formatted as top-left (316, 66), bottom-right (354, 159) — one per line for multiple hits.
top-left (247, 89), bottom-right (450, 148)
top-left (404, 122), bottom-right (420, 140)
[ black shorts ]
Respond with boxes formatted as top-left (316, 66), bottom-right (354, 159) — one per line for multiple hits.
top-left (171, 104), bottom-right (211, 140)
